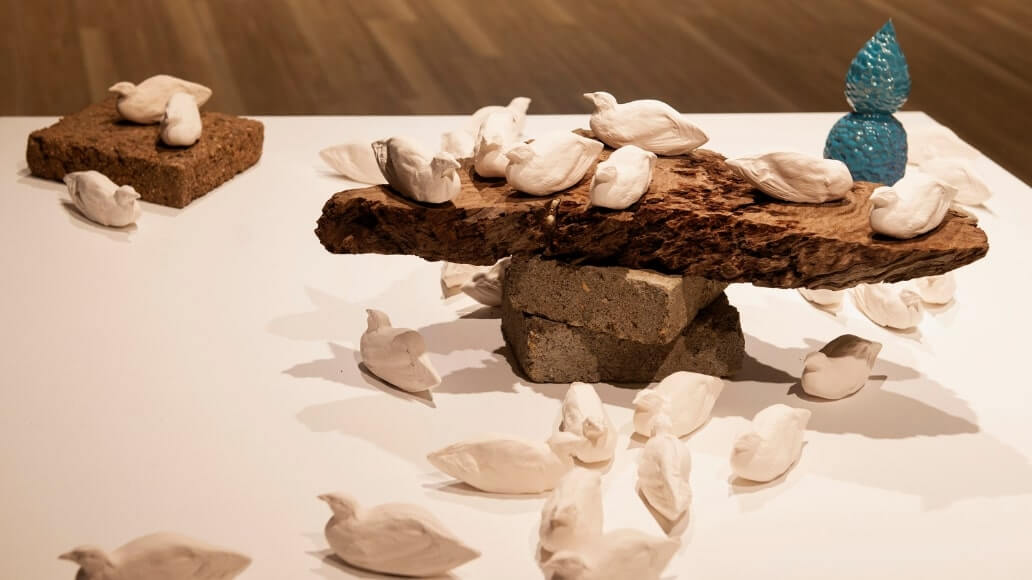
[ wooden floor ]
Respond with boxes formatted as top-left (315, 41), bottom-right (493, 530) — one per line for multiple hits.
top-left (1, 0), bottom-right (1029, 181)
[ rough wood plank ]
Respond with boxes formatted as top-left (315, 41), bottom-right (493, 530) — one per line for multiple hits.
top-left (316, 147), bottom-right (988, 290)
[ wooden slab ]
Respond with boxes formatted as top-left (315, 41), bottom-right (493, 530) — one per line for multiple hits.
top-left (315, 148), bottom-right (988, 289)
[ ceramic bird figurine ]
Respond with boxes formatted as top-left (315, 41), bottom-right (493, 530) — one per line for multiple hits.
top-left (541, 529), bottom-right (680, 580)
top-left (632, 371), bottom-right (724, 438)
top-left (801, 334), bottom-right (882, 400)
top-left (797, 288), bottom-right (845, 307)
top-left (557, 382), bottom-right (617, 463)
top-left (589, 145), bottom-right (657, 209)
top-left (427, 431), bottom-right (584, 494)
top-left (583, 91), bottom-right (707, 156)
top-left (469, 96), bottom-right (531, 136)
top-left (373, 137), bottom-right (461, 204)
top-left (852, 283), bottom-right (923, 330)
top-left (360, 309), bottom-right (440, 392)
top-left (918, 157), bottom-right (992, 206)
top-left (727, 152), bottom-right (853, 203)
top-left (319, 142), bottom-right (388, 184)
top-left (319, 492), bottom-right (480, 577)
top-left (637, 416), bottom-right (692, 522)
top-left (869, 169), bottom-right (958, 239)
top-left (460, 257), bottom-right (510, 307)
top-left (539, 467), bottom-right (603, 553)
top-left (440, 129), bottom-right (475, 161)
top-left (108, 74), bottom-right (212, 124)
top-left (505, 131), bottom-right (603, 196)
top-left (64, 170), bottom-right (141, 228)
top-left (441, 261), bottom-right (492, 297)
top-left (473, 109), bottom-right (521, 178)
top-left (730, 404), bottom-right (811, 483)
top-left (910, 273), bottom-right (956, 305)
top-left (159, 92), bottom-right (202, 147)
top-left (59, 532), bottom-right (250, 580)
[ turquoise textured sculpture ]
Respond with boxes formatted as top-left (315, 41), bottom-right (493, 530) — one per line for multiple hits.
top-left (825, 20), bottom-right (910, 185)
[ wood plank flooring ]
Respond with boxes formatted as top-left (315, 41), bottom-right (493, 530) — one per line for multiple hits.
top-left (1, 0), bottom-right (1028, 181)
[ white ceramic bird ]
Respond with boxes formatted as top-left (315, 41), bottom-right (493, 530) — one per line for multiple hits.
top-left (360, 309), bottom-right (440, 392)
top-left (801, 334), bottom-right (882, 400)
top-left (730, 404), bottom-right (811, 483)
top-left (539, 467), bottom-right (603, 553)
top-left (159, 92), bottom-right (202, 147)
top-left (469, 96), bottom-right (531, 136)
top-left (852, 283), bottom-right (923, 330)
top-left (797, 288), bottom-right (845, 306)
top-left (473, 109), bottom-right (521, 178)
top-left (541, 529), bottom-right (679, 580)
top-left (726, 152), bottom-right (853, 203)
top-left (64, 170), bottom-right (141, 228)
top-left (869, 170), bottom-right (958, 239)
top-left (918, 158), bottom-right (991, 206)
top-left (583, 91), bottom-right (707, 156)
top-left (108, 74), bottom-right (212, 124)
top-left (318, 492), bottom-right (480, 577)
top-left (440, 129), bottom-right (475, 161)
top-left (504, 131), bottom-right (603, 196)
top-left (319, 142), bottom-right (388, 184)
top-left (372, 137), bottom-right (461, 204)
top-left (589, 145), bottom-right (657, 209)
top-left (910, 273), bottom-right (956, 305)
top-left (906, 124), bottom-right (980, 166)
top-left (440, 261), bottom-right (491, 297)
top-left (460, 257), bottom-right (510, 307)
top-left (632, 371), bottom-right (724, 438)
top-left (557, 382), bottom-right (618, 463)
top-left (427, 431), bottom-right (584, 494)
top-left (58, 532), bottom-right (250, 580)
top-left (637, 417), bottom-right (692, 522)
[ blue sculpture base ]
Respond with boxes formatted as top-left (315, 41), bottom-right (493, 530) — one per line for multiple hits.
top-left (824, 112), bottom-right (907, 186)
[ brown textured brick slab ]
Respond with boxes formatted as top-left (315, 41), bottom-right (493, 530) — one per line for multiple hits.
top-left (315, 143), bottom-right (988, 290)
top-left (26, 98), bottom-right (263, 209)
top-left (502, 293), bottom-right (744, 383)
top-left (504, 255), bottom-right (727, 344)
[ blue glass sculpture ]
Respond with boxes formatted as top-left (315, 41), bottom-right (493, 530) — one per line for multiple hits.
top-left (824, 20), bottom-right (910, 185)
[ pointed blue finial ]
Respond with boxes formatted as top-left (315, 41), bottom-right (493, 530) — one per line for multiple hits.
top-left (844, 20), bottom-right (911, 113)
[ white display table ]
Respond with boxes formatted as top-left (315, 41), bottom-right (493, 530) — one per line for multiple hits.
top-left (1, 113), bottom-right (1029, 580)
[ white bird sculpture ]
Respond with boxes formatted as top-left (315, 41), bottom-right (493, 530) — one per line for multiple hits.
top-left (473, 109), bottom-right (521, 178)
top-left (360, 309), bottom-right (440, 392)
top-left (539, 467), bottom-right (604, 553)
top-left (910, 273), bottom-right (956, 305)
top-left (319, 492), bottom-right (480, 577)
top-left (108, 74), bottom-right (212, 124)
top-left (869, 169), bottom-right (958, 239)
top-left (730, 404), bottom-right (811, 483)
top-left (801, 334), bottom-right (882, 400)
top-left (918, 157), bottom-right (992, 206)
top-left (64, 170), bottom-right (141, 228)
top-left (632, 371), bottom-right (724, 438)
top-left (852, 283), bottom-right (923, 330)
top-left (583, 91), bottom-right (707, 156)
top-left (541, 529), bottom-right (680, 580)
top-left (637, 417), bottom-right (692, 522)
top-left (319, 142), bottom-right (388, 184)
top-left (440, 129), bottom-right (475, 161)
top-left (557, 382), bottom-right (617, 464)
top-left (460, 257), bottom-right (510, 307)
top-left (469, 96), bottom-right (531, 136)
top-left (797, 288), bottom-right (845, 307)
top-left (726, 152), bottom-right (853, 203)
top-left (504, 131), bottom-right (603, 196)
top-left (372, 137), bottom-right (461, 204)
top-left (589, 145), bottom-right (657, 209)
top-left (160, 92), bottom-right (202, 147)
top-left (440, 261), bottom-right (491, 297)
top-left (427, 431), bottom-right (585, 494)
top-left (58, 532), bottom-right (250, 580)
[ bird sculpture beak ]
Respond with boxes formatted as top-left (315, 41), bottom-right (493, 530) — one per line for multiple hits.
top-left (58, 551), bottom-right (75, 562)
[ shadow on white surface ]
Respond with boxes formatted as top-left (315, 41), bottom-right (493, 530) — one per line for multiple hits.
top-left (423, 481), bottom-right (547, 515)
top-left (284, 342), bottom-right (435, 406)
top-left (310, 550), bottom-right (456, 580)
top-left (727, 468), bottom-right (797, 512)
